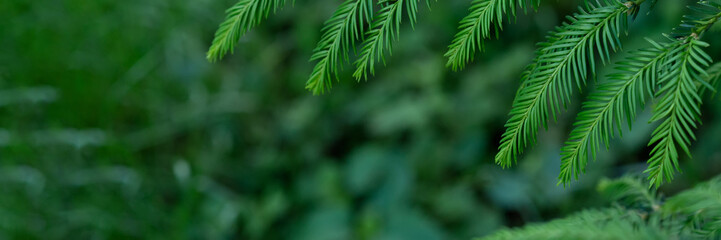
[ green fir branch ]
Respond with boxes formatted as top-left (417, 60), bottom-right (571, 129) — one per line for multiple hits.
top-left (558, 39), bottom-right (679, 185)
top-left (445, 0), bottom-right (538, 71)
top-left (204, 0), bottom-right (721, 187)
top-left (480, 176), bottom-right (721, 239)
top-left (207, 0), bottom-right (291, 62)
top-left (477, 208), bottom-right (666, 240)
top-left (662, 176), bottom-right (721, 237)
top-left (305, 0), bottom-right (374, 94)
top-left (353, 0), bottom-right (428, 81)
top-left (644, 37), bottom-right (711, 188)
top-left (495, 0), bottom-right (634, 168)
top-left (597, 176), bottom-right (659, 210)
top-left (642, 0), bottom-right (721, 188)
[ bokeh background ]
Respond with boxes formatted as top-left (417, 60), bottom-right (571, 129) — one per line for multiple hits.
top-left (2, 0), bottom-right (721, 239)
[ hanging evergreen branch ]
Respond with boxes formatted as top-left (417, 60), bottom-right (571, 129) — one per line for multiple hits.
top-left (207, 0), bottom-right (292, 62)
top-left (495, 0), bottom-right (636, 168)
top-left (608, 0), bottom-right (721, 188)
top-left (558, 39), bottom-right (680, 185)
top-left (353, 0), bottom-right (426, 81)
top-left (445, 0), bottom-right (538, 71)
top-left (204, 0), bottom-right (721, 187)
top-left (644, 38), bottom-right (711, 188)
top-left (678, 0), bottom-right (721, 99)
top-left (555, 0), bottom-right (721, 187)
top-left (305, 0), bottom-right (374, 94)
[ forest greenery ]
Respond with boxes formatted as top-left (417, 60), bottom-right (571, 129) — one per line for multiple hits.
top-left (6, 0), bottom-right (721, 238)
top-left (209, 0), bottom-right (721, 188)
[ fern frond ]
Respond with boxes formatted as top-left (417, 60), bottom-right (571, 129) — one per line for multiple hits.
top-left (305, 0), bottom-right (373, 94)
top-left (495, 0), bottom-right (633, 168)
top-left (353, 0), bottom-right (425, 81)
top-left (558, 40), bottom-right (680, 185)
top-left (207, 0), bottom-right (291, 62)
top-left (445, 0), bottom-right (538, 71)
top-left (644, 38), bottom-right (711, 188)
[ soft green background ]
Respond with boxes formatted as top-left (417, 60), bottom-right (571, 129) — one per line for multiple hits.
top-left (1, 0), bottom-right (720, 239)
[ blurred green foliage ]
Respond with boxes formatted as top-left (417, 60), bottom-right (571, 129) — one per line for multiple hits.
top-left (1, 0), bottom-right (721, 239)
